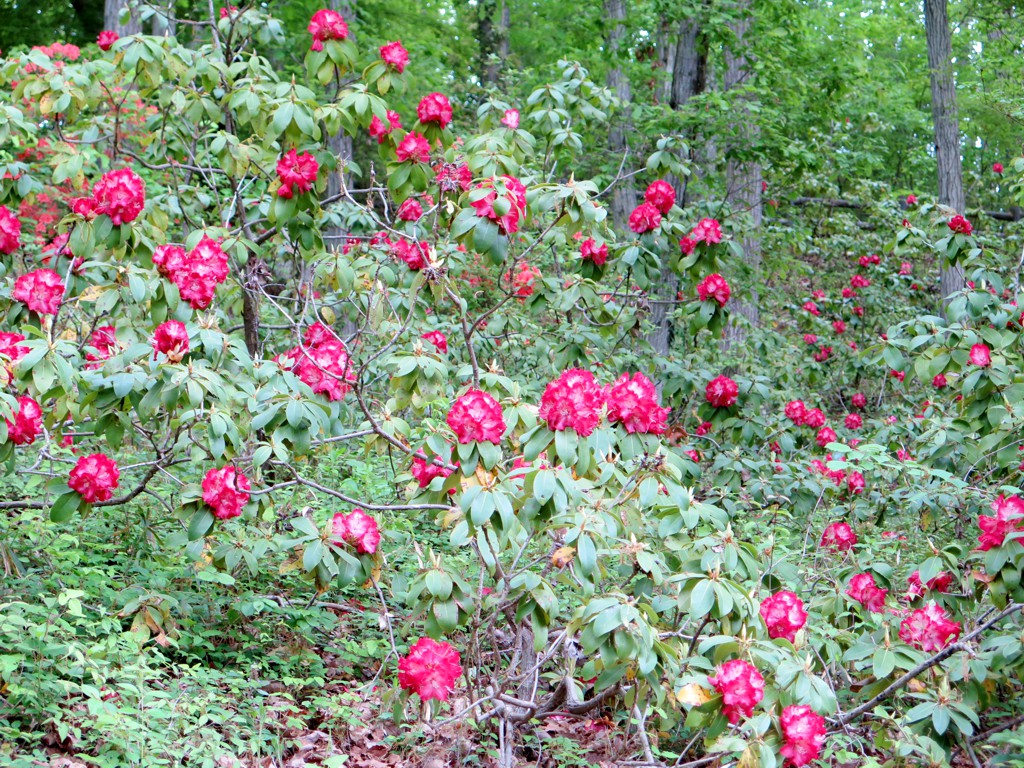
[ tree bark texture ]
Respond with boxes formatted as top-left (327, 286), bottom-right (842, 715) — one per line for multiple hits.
top-left (605, 0), bottom-right (639, 233)
top-left (104, 0), bottom-right (142, 36)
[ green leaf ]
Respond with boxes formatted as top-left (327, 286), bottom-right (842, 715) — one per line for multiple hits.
top-left (49, 492), bottom-right (81, 523)
top-left (187, 508), bottom-right (215, 540)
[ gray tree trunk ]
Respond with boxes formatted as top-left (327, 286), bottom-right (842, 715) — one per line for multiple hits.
top-left (605, 0), bottom-right (639, 233)
top-left (722, 0), bottom-right (762, 343)
top-left (327, 0), bottom-right (355, 253)
top-left (105, 0), bottom-right (142, 35)
top-left (477, 0), bottom-right (510, 85)
top-left (924, 0), bottom-right (966, 299)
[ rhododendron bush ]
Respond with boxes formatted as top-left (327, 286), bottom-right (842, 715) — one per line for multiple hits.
top-left (0, 7), bottom-right (1023, 768)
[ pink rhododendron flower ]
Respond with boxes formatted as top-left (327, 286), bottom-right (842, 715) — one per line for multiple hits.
top-left (308, 9), bottom-right (348, 51)
top-left (97, 30), bottom-right (118, 50)
top-left (948, 214), bottom-right (973, 235)
top-left (832, 319), bottom-right (846, 334)
top-left (501, 109), bottom-right (519, 129)
top-left (85, 325), bottom-right (118, 369)
top-left (72, 168), bottom-right (146, 225)
top-left (707, 659), bottom-right (764, 724)
top-left (969, 343), bottom-right (991, 367)
top-left (691, 217), bottom-right (722, 244)
top-left (392, 238), bottom-right (430, 270)
top-left (846, 573), bottom-right (887, 612)
top-left (850, 274), bottom-right (871, 288)
top-left (281, 325), bottom-right (356, 401)
top-left (816, 426), bottom-right (837, 448)
top-left (507, 262), bottom-right (540, 297)
top-left (803, 334), bottom-right (817, 345)
top-left (4, 395), bottom-right (42, 445)
top-left (891, 370), bottom-right (905, 382)
top-left (379, 41), bottom-right (409, 72)
top-left (421, 331), bottom-right (447, 353)
top-left (580, 238), bottom-right (608, 266)
top-left (785, 400), bottom-right (807, 424)
top-left (899, 603), bottom-right (961, 652)
top-left (679, 236), bottom-right (696, 255)
top-left (844, 413), bottom-right (862, 430)
top-left (202, 466), bottom-right (251, 520)
top-left (152, 320), bottom-right (189, 362)
top-left (643, 180), bottom-right (675, 214)
top-left (847, 470), bottom-right (865, 494)
top-left (220, 6), bottom-right (239, 18)
top-left (154, 236), bottom-right (230, 310)
top-left (397, 198), bottom-right (423, 221)
top-left (0, 332), bottom-right (28, 372)
top-left (332, 508), bottom-right (381, 554)
top-left (13, 268), bottom-right (63, 315)
top-left (803, 301), bottom-right (820, 316)
top-left (417, 92), bottom-right (453, 128)
top-left (434, 161), bottom-right (472, 191)
top-left (993, 162), bottom-right (1004, 174)
top-left (697, 273), bottom-right (730, 307)
top-left (851, 393), bottom-right (866, 409)
top-left (906, 194), bottom-right (917, 205)
top-left (803, 408), bottom-right (825, 428)
top-left (606, 372), bottom-right (669, 434)
top-left (369, 110), bottom-right (402, 143)
top-left (628, 203), bottom-right (661, 234)
top-left (411, 455), bottom-right (455, 489)
top-left (932, 373), bottom-right (948, 388)
top-left (447, 389), bottom-right (505, 444)
top-left (820, 521), bottom-right (857, 551)
top-left (906, 570), bottom-right (953, 600)
top-left (779, 705), bottom-right (827, 768)
top-left (276, 150), bottom-right (319, 198)
top-left (472, 175), bottom-right (527, 235)
top-left (539, 369), bottom-right (606, 436)
top-left (0, 204), bottom-right (21, 254)
top-left (396, 132), bottom-right (431, 163)
top-left (900, 261), bottom-right (913, 275)
top-left (813, 345), bottom-right (832, 363)
top-left (398, 637), bottom-right (462, 702)
top-left (705, 375), bottom-right (738, 408)
top-left (68, 453), bottom-right (120, 503)
top-left (759, 590), bottom-right (807, 643)
top-left (977, 494), bottom-right (1024, 551)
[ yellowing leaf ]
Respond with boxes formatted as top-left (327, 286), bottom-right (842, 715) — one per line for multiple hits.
top-left (677, 683), bottom-right (713, 707)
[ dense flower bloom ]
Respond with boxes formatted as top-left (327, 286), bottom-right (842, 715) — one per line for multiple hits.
top-left (471, 175), bottom-right (528, 235)
top-left (421, 330), bottom-right (447, 353)
top-left (155, 236), bottom-right (230, 310)
top-left (539, 369), bottom-right (606, 436)
top-left (501, 109), bottom-right (519, 129)
top-left (398, 637), bottom-right (462, 702)
top-left (397, 198), bottom-right (423, 221)
top-left (803, 301), bottom-right (820, 316)
top-left (281, 327), bottom-right (356, 401)
top-left (933, 373), bottom-right (948, 388)
top-left (708, 659), bottom-right (764, 724)
top-left (379, 40), bottom-right (409, 72)
top-left (73, 168), bottom-right (146, 226)
top-left (851, 393), bottom-right (867, 409)
top-left (906, 570), bottom-right (953, 600)
top-left (0, 204), bottom-right (21, 254)
top-left (85, 325), bottom-right (118, 369)
top-left (68, 453), bottom-right (120, 503)
top-left (4, 395), bottom-right (42, 445)
top-left (846, 573), bottom-right (887, 612)
top-left (977, 495), bottom-right (1024, 551)
top-left (779, 705), bottom-right (827, 768)
top-left (691, 218), bottom-right (723, 244)
top-left (697, 273), bottom-right (730, 307)
top-left (705, 375), bottom-right (738, 408)
top-left (993, 162), bottom-right (1004, 174)
top-left (368, 110), bottom-right (402, 143)
top-left (97, 30), bottom-right (118, 50)
top-left (308, 9), bottom-right (348, 51)
top-left (948, 215), bottom-right (973, 235)
top-left (580, 238), bottom-right (608, 266)
top-left (396, 132), bottom-right (431, 164)
top-left (152, 320), bottom-right (189, 362)
top-left (331, 508), bottom-right (381, 554)
top-left (816, 426), bottom-right (837, 448)
top-left (785, 400), bottom-right (807, 424)
top-left (847, 471), bottom-right (865, 494)
top-left (411, 455), bottom-right (455, 489)
top-left (417, 92), bottom-right (453, 128)
top-left (850, 274), bottom-right (871, 288)
top-left (969, 343), bottom-right (991, 367)
top-left (276, 150), bottom-right (319, 198)
top-left (844, 413), bottom-right (862, 430)
top-left (644, 180), bottom-right (675, 214)
top-left (447, 389), bottom-right (505, 444)
top-left (820, 521), bottom-right (857, 551)
top-left (899, 603), bottom-right (961, 652)
top-left (13, 268), bottom-right (63, 315)
top-left (628, 203), bottom-right (662, 234)
top-left (202, 466), bottom-right (251, 520)
top-left (803, 408), bottom-right (825, 428)
top-left (759, 591), bottom-right (807, 643)
top-left (606, 372), bottom-right (669, 434)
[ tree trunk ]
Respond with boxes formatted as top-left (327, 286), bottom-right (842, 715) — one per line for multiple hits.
top-left (104, 0), bottom-right (142, 35)
top-left (924, 0), bottom-right (966, 299)
top-left (478, 0), bottom-right (510, 86)
top-left (327, 0), bottom-right (355, 253)
top-left (605, 0), bottom-right (638, 233)
top-left (722, 0), bottom-right (762, 343)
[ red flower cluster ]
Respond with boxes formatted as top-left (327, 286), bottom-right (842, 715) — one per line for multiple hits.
top-left (906, 570), bottom-right (953, 600)
top-left (705, 375), bottom-right (738, 408)
top-left (968, 343), bottom-right (991, 367)
top-left (276, 150), bottom-right (319, 198)
top-left (434, 162), bottom-right (472, 192)
top-left (0, 204), bottom-right (21, 254)
top-left (802, 301), bottom-right (820, 316)
top-left (471, 175), bottom-right (527, 235)
top-left (398, 637), bottom-right (462, 702)
top-left (779, 705), bottom-right (827, 767)
top-left (815, 426), bottom-right (837, 448)
top-left (369, 110), bottom-right (402, 143)
top-left (977, 495), bottom-right (1024, 551)
top-left (13, 268), bottom-right (63, 315)
top-left (396, 132), bottom-right (431, 163)
top-left (580, 238), bottom-right (608, 266)
top-left (606, 372), bottom-right (669, 434)
top-left (844, 413), bottom-right (862, 430)
top-left (279, 322), bottom-right (355, 401)
top-left (152, 320), bottom-right (189, 362)
top-left (86, 325), bottom-right (119, 369)
top-left (397, 198), bottom-right (423, 221)
top-left (4, 395), bottom-right (42, 445)
top-left (202, 466), bottom-right (251, 520)
top-left (707, 659), bottom-right (764, 724)
top-left (847, 470), bottom-right (865, 494)
top-left (308, 9), bottom-right (348, 51)
top-left (68, 453), bottom-right (120, 503)
top-left (152, 237), bottom-right (230, 310)
top-left (501, 109), bottom-right (519, 129)
top-left (628, 203), bottom-right (661, 234)
top-left (846, 573), bottom-right (887, 612)
top-left (993, 162), bottom-right (1004, 174)
top-left (379, 41), bottom-right (409, 73)
top-left (392, 238), bottom-right (430, 270)
top-left (417, 93), bottom-right (453, 128)
top-left (97, 30), bottom-right (118, 50)
top-left (820, 521), bottom-right (856, 551)
top-left (759, 590), bottom-right (807, 643)
top-left (332, 509), bottom-right (381, 554)
top-left (447, 389), bottom-right (505, 444)
top-left (697, 273), bottom-right (730, 307)
top-left (411, 455), bottom-right (455, 489)
top-left (0, 332), bottom-right (28, 373)
top-left (508, 262), bottom-right (540, 297)
top-left (691, 217), bottom-right (723, 245)
top-left (71, 168), bottom-right (146, 226)
top-left (898, 603), bottom-right (961, 652)
top-left (858, 253), bottom-right (880, 267)
top-left (948, 215), bottom-right (973, 235)
top-left (539, 369), bottom-right (606, 436)
top-left (421, 331), bottom-right (447, 353)
top-left (643, 180), bottom-right (675, 214)
top-left (851, 392), bottom-right (866, 409)
top-left (850, 274), bottom-right (870, 289)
